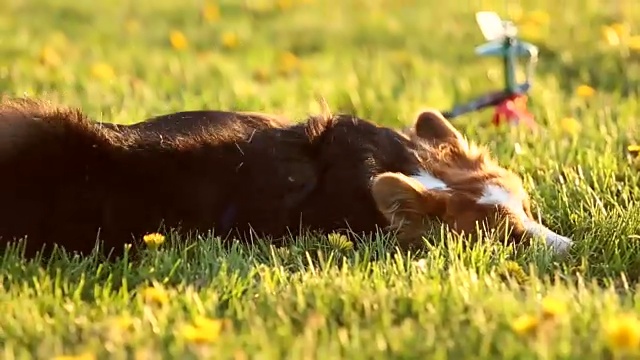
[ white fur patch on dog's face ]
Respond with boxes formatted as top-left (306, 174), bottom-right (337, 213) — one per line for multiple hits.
top-left (411, 170), bottom-right (448, 191)
top-left (478, 184), bottom-right (572, 254)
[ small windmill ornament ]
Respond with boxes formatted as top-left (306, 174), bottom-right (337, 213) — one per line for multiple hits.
top-left (442, 11), bottom-right (540, 128)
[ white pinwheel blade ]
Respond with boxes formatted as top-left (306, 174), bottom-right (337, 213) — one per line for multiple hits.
top-left (475, 11), bottom-right (506, 41)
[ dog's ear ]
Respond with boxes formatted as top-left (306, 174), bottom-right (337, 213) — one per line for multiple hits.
top-left (413, 109), bottom-right (467, 148)
top-left (371, 172), bottom-right (450, 232)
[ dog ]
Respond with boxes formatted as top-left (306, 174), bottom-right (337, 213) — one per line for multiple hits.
top-left (0, 97), bottom-right (572, 258)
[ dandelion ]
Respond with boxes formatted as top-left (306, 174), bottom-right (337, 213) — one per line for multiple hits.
top-left (540, 296), bottom-right (567, 319)
top-left (497, 260), bottom-right (528, 284)
top-left (575, 85), bottom-right (595, 98)
top-left (611, 22), bottom-right (630, 39)
top-left (140, 285), bottom-right (169, 306)
top-left (90, 62), bottom-right (116, 81)
top-left (201, 3), bottom-right (220, 23)
top-left (220, 31), bottom-right (239, 49)
top-left (511, 314), bottom-right (540, 336)
top-left (193, 315), bottom-right (224, 333)
top-left (559, 117), bottom-right (581, 135)
top-left (507, 5), bottom-right (523, 22)
top-left (277, 0), bottom-right (293, 10)
top-left (181, 316), bottom-right (224, 344)
top-left (602, 26), bottom-right (620, 46)
top-left (526, 10), bottom-right (550, 26)
top-left (51, 353), bottom-right (96, 360)
top-left (628, 35), bottom-right (640, 52)
top-left (114, 315), bottom-right (134, 330)
top-left (143, 232), bottom-right (165, 250)
top-left (604, 313), bottom-right (640, 351)
top-left (39, 46), bottom-right (62, 67)
top-left (327, 232), bottom-right (353, 251)
top-left (517, 22), bottom-right (543, 41)
top-left (169, 30), bottom-right (189, 50)
top-left (278, 51), bottom-right (300, 76)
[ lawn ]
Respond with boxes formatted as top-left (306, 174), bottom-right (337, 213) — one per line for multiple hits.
top-left (2, 0), bottom-right (640, 358)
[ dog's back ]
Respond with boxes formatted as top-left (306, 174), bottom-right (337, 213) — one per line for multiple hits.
top-left (0, 98), bottom-right (319, 258)
top-left (101, 110), bottom-right (291, 138)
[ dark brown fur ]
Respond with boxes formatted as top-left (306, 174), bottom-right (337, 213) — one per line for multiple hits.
top-left (0, 98), bottom-right (321, 258)
top-left (0, 98), bottom-right (423, 258)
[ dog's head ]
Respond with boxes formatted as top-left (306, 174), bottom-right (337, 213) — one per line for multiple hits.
top-left (371, 109), bottom-right (572, 254)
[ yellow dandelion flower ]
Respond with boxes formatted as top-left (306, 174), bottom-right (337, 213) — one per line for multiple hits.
top-left (278, 51), bottom-right (300, 75)
top-left (125, 19), bottom-right (141, 34)
top-left (143, 232), bottom-right (165, 250)
top-left (327, 232), bottom-right (353, 251)
top-left (559, 117), bottom-right (581, 135)
top-left (220, 31), bottom-right (239, 49)
top-left (277, 0), bottom-right (293, 10)
top-left (90, 62), bottom-right (116, 81)
top-left (181, 324), bottom-right (219, 344)
top-left (497, 260), bottom-right (528, 284)
top-left (575, 85), bottom-right (595, 98)
top-left (507, 5), bottom-right (523, 22)
top-left (193, 315), bottom-right (224, 333)
top-left (113, 315), bottom-right (134, 330)
top-left (140, 285), bottom-right (169, 305)
top-left (518, 22), bottom-right (543, 41)
top-left (602, 26), bottom-right (620, 46)
top-left (39, 46), bottom-right (62, 67)
top-left (202, 3), bottom-right (220, 23)
top-left (180, 316), bottom-right (224, 345)
top-left (611, 23), bottom-right (630, 38)
top-left (605, 314), bottom-right (640, 351)
top-left (511, 314), bottom-right (539, 335)
top-left (628, 35), bottom-right (640, 52)
top-left (540, 296), bottom-right (567, 319)
top-left (51, 353), bottom-right (96, 360)
top-left (526, 10), bottom-right (550, 26)
top-left (169, 30), bottom-right (189, 51)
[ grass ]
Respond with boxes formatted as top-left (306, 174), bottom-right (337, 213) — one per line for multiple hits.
top-left (1, 0), bottom-right (640, 358)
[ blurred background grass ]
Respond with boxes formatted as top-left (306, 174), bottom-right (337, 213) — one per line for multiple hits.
top-left (1, 0), bottom-right (639, 128)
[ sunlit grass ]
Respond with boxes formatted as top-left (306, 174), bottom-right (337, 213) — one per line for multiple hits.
top-left (1, 0), bottom-right (640, 358)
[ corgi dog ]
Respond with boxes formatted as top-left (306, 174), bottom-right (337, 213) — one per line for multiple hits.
top-left (0, 97), bottom-right (572, 258)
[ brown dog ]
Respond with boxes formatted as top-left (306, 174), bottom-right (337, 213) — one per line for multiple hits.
top-left (0, 97), bottom-right (572, 259)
